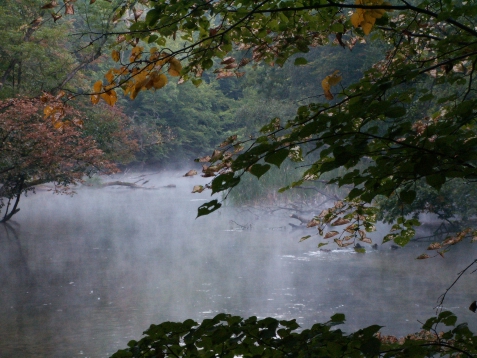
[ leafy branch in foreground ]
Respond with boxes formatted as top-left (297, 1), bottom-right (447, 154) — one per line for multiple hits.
top-left (46, 0), bottom-right (477, 248)
top-left (110, 311), bottom-right (477, 358)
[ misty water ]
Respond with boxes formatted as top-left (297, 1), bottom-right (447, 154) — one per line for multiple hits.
top-left (1, 171), bottom-right (477, 358)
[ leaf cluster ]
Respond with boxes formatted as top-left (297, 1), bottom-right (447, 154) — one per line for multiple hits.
top-left (111, 311), bottom-right (477, 358)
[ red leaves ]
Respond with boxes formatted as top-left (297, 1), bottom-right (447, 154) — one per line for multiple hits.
top-left (0, 97), bottom-right (117, 199)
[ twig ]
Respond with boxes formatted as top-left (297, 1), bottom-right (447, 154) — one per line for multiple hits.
top-left (436, 259), bottom-right (477, 314)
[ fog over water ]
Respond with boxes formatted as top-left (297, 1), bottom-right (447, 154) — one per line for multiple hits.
top-left (1, 170), bottom-right (476, 357)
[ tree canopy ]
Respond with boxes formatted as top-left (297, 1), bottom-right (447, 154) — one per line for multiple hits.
top-left (58, 0), bottom-right (477, 252)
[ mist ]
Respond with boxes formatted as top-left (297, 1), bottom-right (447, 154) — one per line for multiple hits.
top-left (1, 170), bottom-right (476, 357)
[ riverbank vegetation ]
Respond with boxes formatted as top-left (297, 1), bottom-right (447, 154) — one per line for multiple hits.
top-left (3, 0), bottom-right (477, 356)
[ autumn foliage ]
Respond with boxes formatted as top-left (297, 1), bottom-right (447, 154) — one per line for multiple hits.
top-left (0, 97), bottom-right (117, 222)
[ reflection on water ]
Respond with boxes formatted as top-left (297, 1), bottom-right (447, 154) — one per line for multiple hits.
top-left (1, 171), bottom-right (476, 357)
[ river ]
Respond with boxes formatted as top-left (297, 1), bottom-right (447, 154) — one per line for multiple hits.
top-left (1, 171), bottom-right (476, 357)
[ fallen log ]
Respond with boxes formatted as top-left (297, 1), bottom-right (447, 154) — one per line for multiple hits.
top-left (97, 181), bottom-right (160, 190)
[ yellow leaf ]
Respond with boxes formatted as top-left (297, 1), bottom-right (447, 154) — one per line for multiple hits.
top-left (168, 57), bottom-right (182, 76)
top-left (152, 73), bottom-right (168, 89)
top-left (350, 11), bottom-right (363, 28)
top-left (105, 70), bottom-right (115, 84)
top-left (363, 12), bottom-right (377, 24)
top-left (130, 46), bottom-right (143, 62)
top-left (134, 76), bottom-right (149, 93)
top-left (350, 0), bottom-right (386, 35)
top-left (53, 121), bottom-right (64, 129)
top-left (55, 90), bottom-right (65, 100)
top-left (321, 70), bottom-right (342, 100)
top-left (112, 50), bottom-right (120, 62)
top-left (130, 86), bottom-right (141, 100)
top-left (328, 70), bottom-right (342, 86)
top-left (100, 90), bottom-right (117, 106)
top-left (123, 82), bottom-right (133, 96)
top-left (370, 9), bottom-right (386, 18)
top-left (44, 105), bottom-right (53, 118)
top-left (91, 94), bottom-right (100, 105)
top-left (93, 80), bottom-right (103, 92)
top-left (361, 22), bottom-right (374, 35)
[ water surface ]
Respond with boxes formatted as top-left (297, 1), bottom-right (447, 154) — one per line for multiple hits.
top-left (1, 171), bottom-right (476, 357)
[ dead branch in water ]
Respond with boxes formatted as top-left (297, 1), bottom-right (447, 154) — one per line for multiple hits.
top-left (95, 181), bottom-right (176, 190)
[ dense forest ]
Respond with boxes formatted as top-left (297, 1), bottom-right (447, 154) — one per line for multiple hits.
top-left (3, 0), bottom-right (477, 356)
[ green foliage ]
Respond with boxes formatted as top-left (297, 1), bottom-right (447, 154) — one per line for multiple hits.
top-left (111, 312), bottom-right (477, 358)
top-left (377, 179), bottom-right (477, 226)
top-left (96, 0), bottom-right (477, 247)
top-left (121, 79), bottom-right (239, 164)
top-left (0, 0), bottom-right (76, 98)
top-left (33, 0), bottom-right (477, 259)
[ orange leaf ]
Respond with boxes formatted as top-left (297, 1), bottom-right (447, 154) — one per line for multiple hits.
top-left (93, 80), bottom-right (103, 93)
top-left (152, 73), bottom-right (168, 89)
top-left (321, 70), bottom-right (342, 100)
top-left (53, 121), bottom-right (64, 129)
top-left (91, 94), bottom-right (100, 105)
top-left (100, 90), bottom-right (117, 106)
top-left (105, 70), bottom-right (115, 84)
top-left (55, 90), bottom-right (65, 100)
top-left (44, 105), bottom-right (54, 118)
top-left (168, 57), bottom-right (182, 76)
top-left (111, 50), bottom-right (120, 62)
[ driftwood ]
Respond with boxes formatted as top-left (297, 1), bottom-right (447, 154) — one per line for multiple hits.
top-left (97, 181), bottom-right (176, 190)
top-left (290, 213), bottom-right (310, 224)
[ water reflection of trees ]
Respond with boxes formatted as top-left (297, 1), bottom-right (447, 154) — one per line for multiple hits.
top-left (0, 222), bottom-right (37, 357)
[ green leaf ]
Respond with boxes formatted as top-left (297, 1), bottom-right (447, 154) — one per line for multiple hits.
top-left (294, 57), bottom-right (308, 66)
top-left (348, 188), bottom-right (364, 200)
top-left (249, 163), bottom-right (271, 178)
top-left (399, 190), bottom-right (416, 204)
top-left (330, 313), bottom-right (345, 323)
top-left (191, 78), bottom-right (203, 87)
top-left (145, 9), bottom-right (161, 26)
top-left (211, 172), bottom-right (240, 194)
top-left (264, 149), bottom-right (289, 167)
top-left (197, 200), bottom-right (222, 218)
top-left (383, 233), bottom-right (397, 243)
top-left (384, 107), bottom-right (406, 118)
top-left (330, 23), bottom-right (344, 32)
top-left (440, 311), bottom-right (457, 326)
top-left (426, 173), bottom-right (446, 190)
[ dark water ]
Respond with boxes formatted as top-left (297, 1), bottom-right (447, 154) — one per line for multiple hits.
top-left (1, 171), bottom-right (476, 357)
